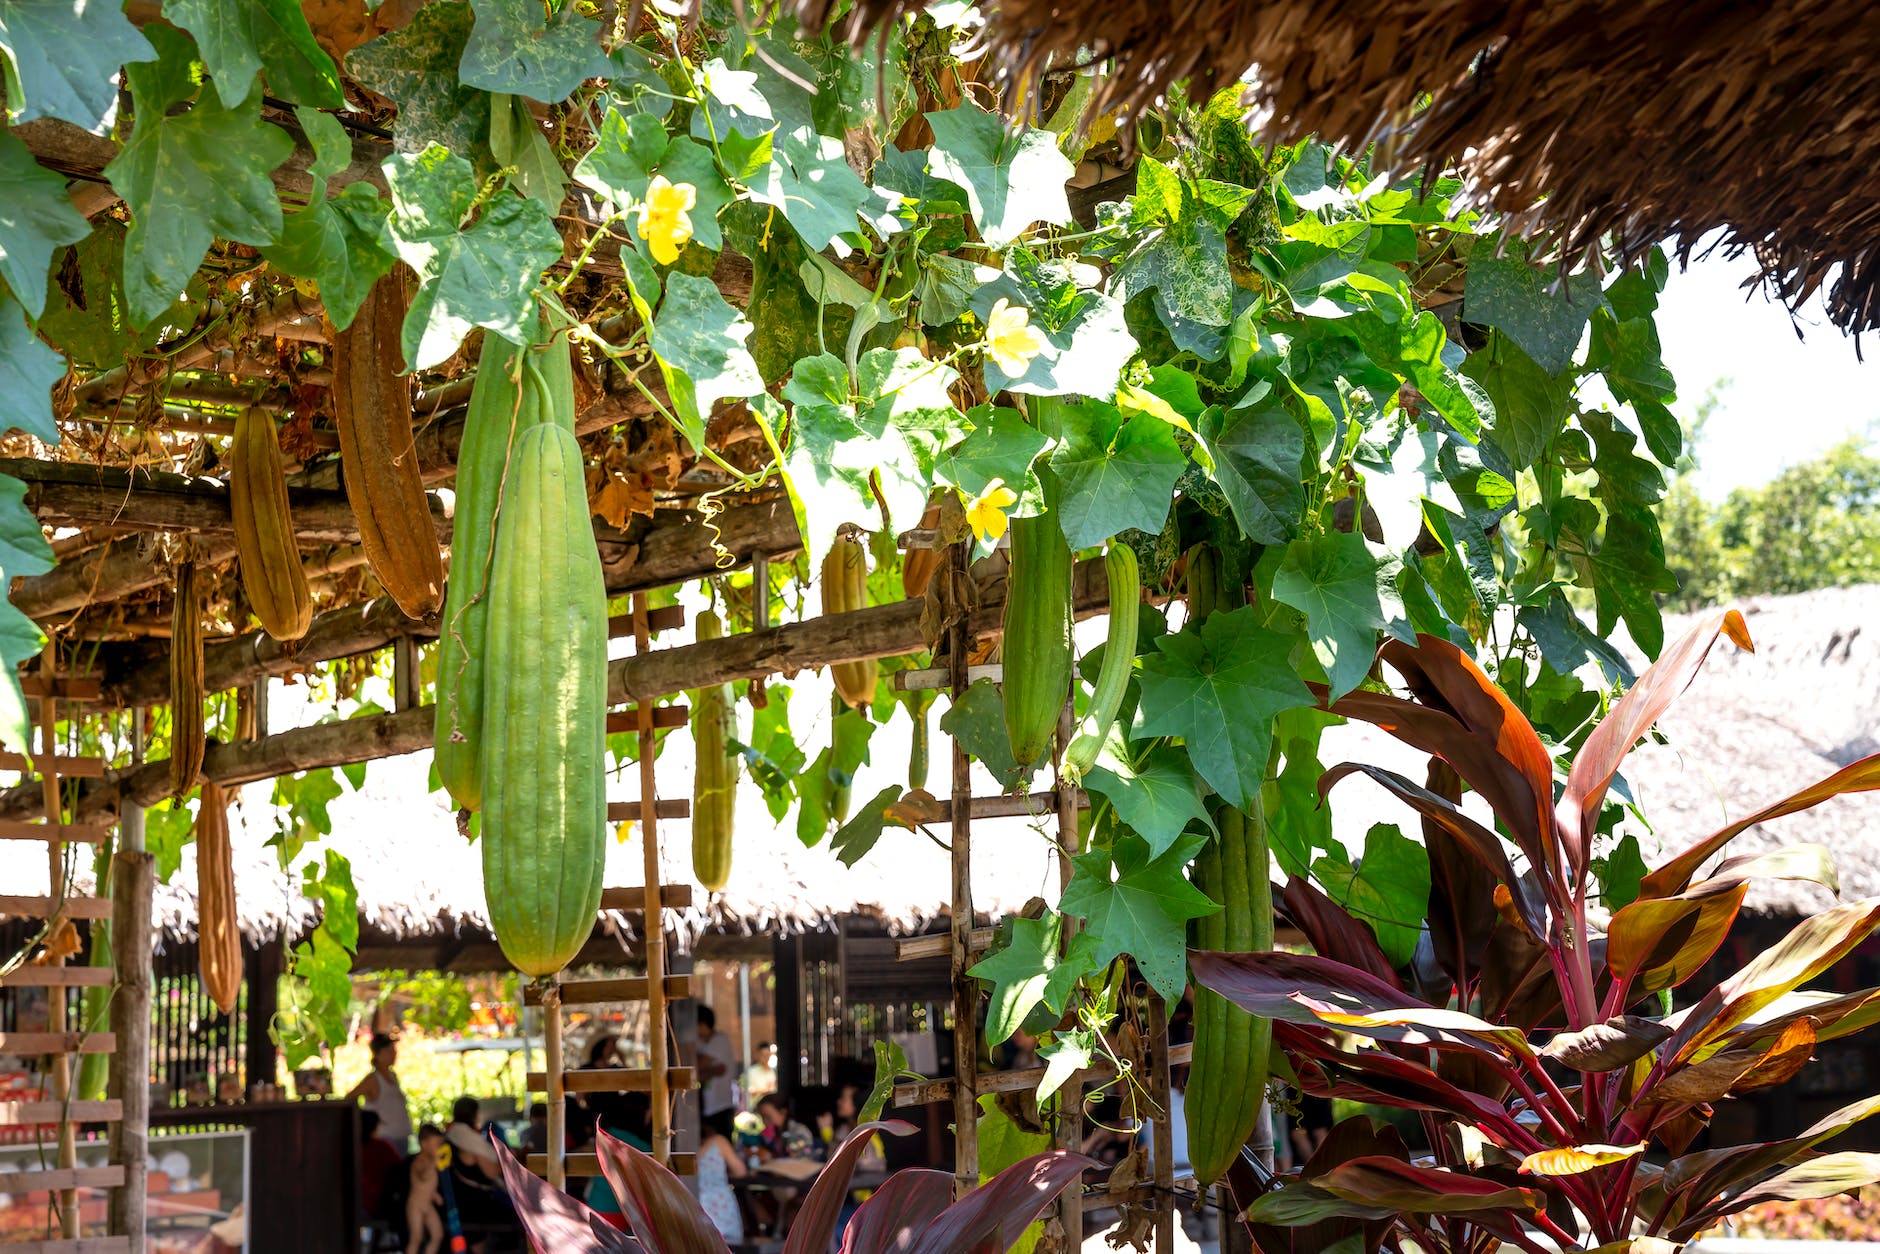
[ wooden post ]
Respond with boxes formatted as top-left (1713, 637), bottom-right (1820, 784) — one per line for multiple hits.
top-left (108, 847), bottom-right (154, 1251)
top-left (37, 646), bottom-right (79, 1238)
top-left (1053, 700), bottom-right (1084, 1246)
top-left (543, 983), bottom-right (565, 1190)
top-left (1148, 994), bottom-right (1175, 1252)
top-left (947, 540), bottom-right (978, 1198)
top-left (633, 590), bottom-right (672, 1163)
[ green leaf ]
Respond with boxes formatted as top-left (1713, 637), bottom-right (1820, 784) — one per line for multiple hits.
top-left (916, 254), bottom-right (986, 326)
top-left (856, 344), bottom-right (966, 509)
top-left (830, 785), bottom-right (908, 866)
top-left (691, 56), bottom-right (773, 143)
top-left (145, 801), bottom-right (193, 884)
top-left (1060, 830), bottom-right (1219, 1002)
top-left (347, 1), bottom-right (489, 155)
top-left (1595, 833), bottom-right (1648, 911)
top-left (1463, 240), bottom-right (1604, 374)
top-left (489, 92), bottom-right (567, 206)
top-left (1037, 1028), bottom-right (1093, 1103)
top-left (730, 684), bottom-right (805, 821)
top-left (1135, 606), bottom-right (1315, 810)
top-left (0, 474), bottom-right (53, 577)
top-left (261, 108), bottom-right (394, 331)
top-left (1313, 822), bottom-right (1431, 967)
top-left (382, 143), bottom-right (562, 370)
top-left (303, 849), bottom-right (359, 951)
top-left (1083, 747), bottom-right (1216, 858)
top-left (1462, 332), bottom-right (1572, 470)
top-left (574, 107), bottom-right (732, 252)
top-left (747, 125), bottom-right (873, 254)
top-left (1048, 404), bottom-right (1186, 549)
top-left (107, 54), bottom-right (294, 327)
top-left (1263, 709), bottom-right (1336, 878)
top-left (0, 130), bottom-right (89, 318)
top-left (1114, 157), bottom-right (1239, 352)
top-left (1199, 403), bottom-right (1307, 545)
top-left (164, 0), bottom-right (342, 108)
top-left (0, 0), bottom-right (155, 133)
top-left (460, 0), bottom-right (617, 102)
top-left (938, 679), bottom-right (1025, 791)
top-left (795, 706), bottom-right (872, 846)
top-left (782, 352), bottom-right (876, 557)
top-left (273, 768), bottom-right (345, 837)
top-left (859, 1039), bottom-right (907, 1123)
top-left (0, 588), bottom-right (40, 751)
top-left (935, 405), bottom-right (1051, 512)
top-left (925, 105), bottom-right (1074, 248)
top-left (0, 292), bottom-right (65, 444)
top-left (1270, 530), bottom-right (1402, 701)
top-left (648, 271), bottom-right (766, 450)
top-left (968, 913), bottom-right (1094, 1045)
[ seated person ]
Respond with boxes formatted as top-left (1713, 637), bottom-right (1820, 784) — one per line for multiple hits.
top-left (445, 1096), bottom-right (502, 1182)
top-left (754, 1093), bottom-right (816, 1162)
top-left (585, 1092), bottom-right (653, 1228)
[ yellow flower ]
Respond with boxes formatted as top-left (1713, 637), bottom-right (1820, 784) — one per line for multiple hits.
top-left (963, 478), bottom-right (1019, 544)
top-left (637, 175), bottom-right (697, 265)
top-left (983, 297), bottom-right (1045, 378)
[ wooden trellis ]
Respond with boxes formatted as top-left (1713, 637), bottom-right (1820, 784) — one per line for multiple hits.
top-left (523, 595), bottom-right (698, 1186)
top-left (0, 652), bottom-right (129, 1253)
top-left (888, 539), bottom-right (1188, 1251)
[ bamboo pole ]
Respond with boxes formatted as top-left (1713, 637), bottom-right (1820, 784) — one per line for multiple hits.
top-left (634, 591), bottom-right (672, 1163)
top-left (108, 708), bottom-right (149, 1251)
top-left (543, 984), bottom-right (565, 1190)
top-left (947, 540), bottom-right (977, 1198)
top-left (1054, 700), bottom-right (1084, 1247)
top-left (35, 647), bottom-right (78, 1238)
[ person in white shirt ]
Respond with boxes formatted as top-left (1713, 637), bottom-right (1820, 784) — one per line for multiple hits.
top-left (345, 1033), bottom-right (412, 1151)
top-left (696, 1006), bottom-right (738, 1139)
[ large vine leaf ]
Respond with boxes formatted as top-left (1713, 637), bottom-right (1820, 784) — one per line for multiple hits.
top-left (164, 0), bottom-right (342, 108)
top-left (968, 914), bottom-right (1097, 1045)
top-left (1271, 529), bottom-right (1404, 701)
top-left (382, 143), bottom-right (563, 370)
top-left (1114, 156), bottom-right (1243, 355)
top-left (855, 345), bottom-right (965, 515)
top-left (460, 0), bottom-right (628, 102)
top-left (1082, 746), bottom-right (1216, 858)
top-left (0, 474), bottom-right (52, 577)
top-left (575, 108), bottom-right (733, 252)
top-left (749, 126), bottom-right (872, 254)
top-left (938, 680), bottom-right (1026, 793)
top-left (935, 405), bottom-right (1051, 513)
top-left (0, 0), bottom-right (154, 133)
top-left (1059, 830), bottom-right (1219, 1003)
top-left (1313, 822), bottom-right (1431, 967)
top-left (347, 1), bottom-right (489, 155)
top-left (1198, 402), bottom-right (1308, 546)
top-left (968, 259), bottom-right (1137, 398)
top-left (1048, 403), bottom-right (1186, 549)
top-left (262, 107), bottom-right (393, 330)
top-left (925, 105), bottom-right (1074, 248)
top-left (782, 353), bottom-right (881, 558)
top-left (1462, 331), bottom-right (1572, 470)
top-left (0, 591), bottom-right (43, 751)
top-left (647, 271), bottom-right (766, 451)
top-left (0, 290), bottom-right (75, 444)
top-left (0, 129), bottom-right (88, 319)
top-left (1135, 606), bottom-right (1315, 810)
top-left (107, 36), bottom-right (294, 328)
top-left (1463, 239), bottom-right (1604, 375)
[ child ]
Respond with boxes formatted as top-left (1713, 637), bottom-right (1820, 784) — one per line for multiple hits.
top-left (405, 1124), bottom-right (445, 1254)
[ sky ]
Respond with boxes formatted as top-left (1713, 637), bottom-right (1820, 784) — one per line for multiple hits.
top-left (1653, 250), bottom-right (1875, 497)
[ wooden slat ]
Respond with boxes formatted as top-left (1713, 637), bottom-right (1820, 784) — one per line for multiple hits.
top-left (894, 927), bottom-right (995, 962)
top-left (527, 1151), bottom-right (696, 1178)
top-left (20, 676), bottom-right (103, 700)
top-left (0, 965), bottom-right (113, 988)
top-left (0, 819), bottom-right (111, 843)
top-left (525, 1067), bottom-right (693, 1094)
top-left (0, 1165), bottom-right (124, 1195)
top-left (0, 1099), bottom-right (122, 1124)
top-left (892, 1044), bottom-right (1193, 1107)
top-left (0, 894), bottom-right (114, 920)
top-left (603, 799), bottom-right (690, 822)
top-left (599, 885), bottom-right (693, 912)
top-left (523, 975), bottom-right (692, 1007)
top-left (0, 751), bottom-right (105, 778)
top-left (1, 1238), bottom-right (132, 1254)
top-left (604, 704), bottom-right (688, 733)
top-left (608, 604), bottom-right (686, 638)
top-left (888, 791), bottom-right (1088, 825)
top-left (895, 663), bottom-right (1003, 690)
top-left (0, 1032), bottom-right (116, 1055)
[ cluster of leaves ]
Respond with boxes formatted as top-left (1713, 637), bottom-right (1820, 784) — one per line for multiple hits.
top-left (1194, 615), bottom-right (1880, 1251)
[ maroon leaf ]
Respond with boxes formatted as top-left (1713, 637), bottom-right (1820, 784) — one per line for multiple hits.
top-left (1540, 1017), bottom-right (1671, 1072)
top-left (785, 1120), bottom-right (918, 1254)
top-left (594, 1128), bottom-right (729, 1254)
top-left (1246, 1182), bottom-right (1396, 1224)
top-left (907, 1151), bottom-right (1096, 1254)
top-left (1606, 885), bottom-right (1747, 997)
top-left (1313, 1155), bottom-right (1542, 1214)
top-left (1722, 986), bottom-right (1880, 1051)
top-left (1280, 1028), bottom-right (1515, 1130)
top-left (1278, 875), bottom-right (1399, 985)
top-left (1661, 1094), bottom-right (1880, 1236)
top-left (493, 1133), bottom-right (641, 1254)
top-left (1561, 610), bottom-right (1752, 874)
top-left (1646, 1018), bottom-right (1817, 1108)
top-left (839, 1169), bottom-right (955, 1254)
top-left (1419, 757), bottom-right (1500, 995)
top-left (1640, 754), bottom-right (1880, 899)
top-left (1706, 1151), bottom-right (1880, 1214)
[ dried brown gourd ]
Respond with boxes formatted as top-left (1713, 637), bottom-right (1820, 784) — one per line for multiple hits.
top-left (195, 780), bottom-right (240, 1014)
top-left (169, 562), bottom-right (204, 799)
top-left (229, 407), bottom-right (312, 640)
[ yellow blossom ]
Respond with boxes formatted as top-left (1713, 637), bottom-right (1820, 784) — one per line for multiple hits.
top-left (963, 478), bottom-right (1019, 544)
top-left (637, 175), bottom-right (697, 265)
top-left (983, 297), bottom-right (1046, 378)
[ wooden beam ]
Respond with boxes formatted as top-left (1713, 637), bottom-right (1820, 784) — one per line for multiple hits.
top-left (11, 535), bottom-right (239, 621)
top-left (0, 556), bottom-right (1112, 819)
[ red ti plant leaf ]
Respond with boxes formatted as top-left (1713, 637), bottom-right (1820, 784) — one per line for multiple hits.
top-left (1559, 609), bottom-right (1752, 876)
top-left (1643, 1017), bottom-right (1818, 1108)
top-left (492, 1132), bottom-right (643, 1254)
top-left (1703, 1150), bottom-right (1880, 1214)
top-left (1721, 985), bottom-right (1880, 1052)
top-left (837, 1169), bottom-right (955, 1254)
top-left (1665, 897), bottom-right (1880, 1062)
top-left (1605, 883), bottom-right (1747, 1000)
top-left (1540, 1016), bottom-right (1671, 1072)
top-left (595, 1128), bottom-right (730, 1254)
top-left (1421, 757), bottom-right (1505, 994)
top-left (1656, 1093), bottom-right (1880, 1237)
top-left (1312, 1155), bottom-right (1543, 1215)
top-left (1278, 874), bottom-right (1398, 985)
top-left (1690, 844), bottom-right (1840, 897)
top-left (785, 1120), bottom-right (918, 1254)
top-left (1639, 754), bottom-right (1880, 899)
top-left (1241, 1116), bottom-right (1407, 1251)
top-left (906, 1151), bottom-right (1095, 1254)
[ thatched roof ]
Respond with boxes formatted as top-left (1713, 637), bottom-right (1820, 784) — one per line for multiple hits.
top-left (800, 0), bottom-right (1880, 335)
